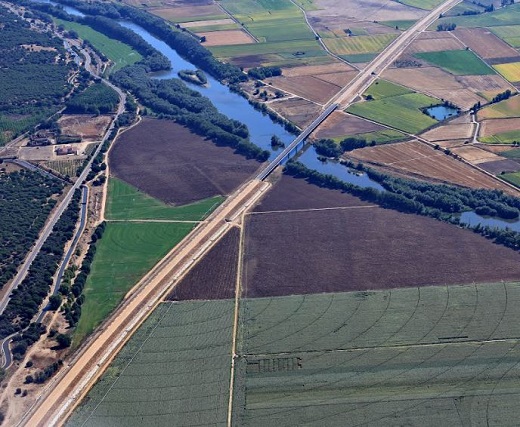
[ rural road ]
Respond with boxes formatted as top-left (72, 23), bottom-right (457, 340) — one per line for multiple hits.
top-left (20, 1), bottom-right (464, 424)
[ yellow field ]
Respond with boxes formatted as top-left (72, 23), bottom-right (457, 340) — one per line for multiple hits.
top-left (493, 61), bottom-right (520, 82)
top-left (323, 34), bottom-right (397, 55)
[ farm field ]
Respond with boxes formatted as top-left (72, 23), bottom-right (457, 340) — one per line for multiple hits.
top-left (235, 282), bottom-right (520, 426)
top-left (479, 158), bottom-right (520, 174)
top-left (363, 79), bottom-right (412, 99)
top-left (405, 30), bottom-right (463, 53)
top-left (396, 0), bottom-right (444, 9)
top-left (502, 171), bottom-right (520, 187)
top-left (481, 129), bottom-right (520, 144)
top-left (268, 97), bottom-right (323, 128)
top-left (346, 140), bottom-right (515, 191)
top-left (149, 4), bottom-right (227, 23)
top-left (322, 33), bottom-right (397, 56)
top-left (420, 123), bottom-right (474, 141)
top-left (380, 19), bottom-right (417, 30)
top-left (478, 95), bottom-right (520, 119)
top-left (493, 62), bottom-right (520, 82)
top-left (109, 119), bottom-right (261, 205)
top-left (346, 93), bottom-right (439, 134)
top-left (414, 50), bottom-right (495, 75)
top-left (243, 198), bottom-right (520, 297)
top-left (55, 19), bottom-right (142, 73)
top-left (199, 29), bottom-right (255, 46)
top-left (168, 228), bottom-right (239, 301)
top-left (434, 2), bottom-right (520, 28)
top-left (41, 159), bottom-right (84, 178)
top-left (73, 222), bottom-right (194, 343)
top-left (454, 28), bottom-right (520, 60)
top-left (105, 178), bottom-right (223, 221)
top-left (265, 75), bottom-right (341, 104)
top-left (481, 118), bottom-right (520, 138)
top-left (315, 111), bottom-right (386, 140)
top-left (344, 129), bottom-right (408, 144)
top-left (491, 25), bottom-right (520, 48)
top-left (450, 145), bottom-right (501, 164)
top-left (58, 115), bottom-right (112, 140)
top-left (502, 148), bottom-right (520, 159)
top-left (68, 300), bottom-right (235, 427)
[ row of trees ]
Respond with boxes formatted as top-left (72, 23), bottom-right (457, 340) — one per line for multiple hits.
top-left (247, 66), bottom-right (282, 80)
top-left (314, 137), bottom-right (373, 158)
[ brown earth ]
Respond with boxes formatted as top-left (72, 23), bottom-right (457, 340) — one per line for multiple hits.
top-left (346, 140), bottom-right (518, 193)
top-left (199, 30), bottom-right (255, 46)
top-left (451, 145), bottom-right (501, 163)
top-left (183, 18), bottom-right (234, 28)
top-left (454, 28), bottom-right (520, 60)
top-left (109, 118), bottom-right (261, 205)
top-left (314, 111), bottom-right (384, 139)
top-left (58, 115), bottom-right (112, 140)
top-left (479, 159), bottom-right (520, 174)
top-left (243, 178), bottom-right (520, 297)
top-left (265, 75), bottom-right (341, 104)
top-left (167, 227), bottom-right (239, 301)
top-left (315, 71), bottom-right (358, 86)
top-left (406, 33), bottom-right (464, 54)
top-left (481, 118), bottom-right (520, 136)
top-left (268, 97), bottom-right (323, 128)
top-left (420, 123), bottom-right (474, 141)
top-left (282, 62), bottom-right (356, 77)
top-left (456, 74), bottom-right (512, 93)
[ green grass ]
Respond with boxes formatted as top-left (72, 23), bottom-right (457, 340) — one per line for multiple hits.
top-left (480, 129), bottom-right (520, 144)
top-left (323, 34), bottom-right (397, 55)
top-left (491, 25), bottom-right (520, 47)
top-left (363, 79), bottom-right (413, 100)
top-left (501, 148), bottom-right (520, 159)
top-left (55, 19), bottom-right (142, 73)
top-left (501, 171), bottom-right (520, 187)
top-left (346, 93), bottom-right (439, 134)
top-left (106, 177), bottom-right (223, 221)
top-left (414, 50), bottom-right (495, 75)
top-left (433, 3), bottom-right (520, 28)
top-left (334, 129), bottom-right (408, 144)
top-left (342, 53), bottom-right (378, 63)
top-left (396, 0), bottom-right (444, 9)
top-left (73, 222), bottom-right (194, 343)
top-left (444, 1), bottom-right (485, 16)
top-left (68, 300), bottom-right (234, 427)
top-left (209, 39), bottom-right (325, 60)
top-left (380, 20), bottom-right (417, 30)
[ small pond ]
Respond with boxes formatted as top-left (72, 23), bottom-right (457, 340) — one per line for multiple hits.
top-left (425, 105), bottom-right (459, 121)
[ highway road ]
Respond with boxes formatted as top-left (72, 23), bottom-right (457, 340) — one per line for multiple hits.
top-left (20, 1), bottom-right (463, 425)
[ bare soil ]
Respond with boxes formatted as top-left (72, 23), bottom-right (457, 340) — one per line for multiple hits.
top-left (315, 111), bottom-right (384, 139)
top-left (109, 119), bottom-right (262, 205)
top-left (406, 33), bottom-right (464, 54)
top-left (451, 145), bottom-right (501, 163)
top-left (58, 115), bottom-right (112, 140)
top-left (282, 62), bottom-right (356, 77)
top-left (346, 140), bottom-right (517, 193)
top-left (167, 227), bottom-right (239, 301)
top-left (199, 30), bottom-right (255, 46)
top-left (268, 97), bottom-right (323, 128)
top-left (265, 75), bottom-right (341, 104)
top-left (243, 178), bottom-right (520, 297)
top-left (420, 123), bottom-right (474, 141)
top-left (454, 28), bottom-right (520, 60)
top-left (479, 159), bottom-right (520, 174)
top-left (184, 18), bottom-right (234, 28)
top-left (481, 118), bottom-right (520, 136)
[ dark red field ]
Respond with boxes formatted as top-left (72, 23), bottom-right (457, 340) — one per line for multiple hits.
top-left (110, 119), bottom-right (262, 205)
top-left (243, 177), bottom-right (520, 297)
top-left (167, 227), bottom-right (239, 301)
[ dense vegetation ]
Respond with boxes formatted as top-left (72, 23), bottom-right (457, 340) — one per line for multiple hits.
top-left (285, 161), bottom-right (520, 250)
top-left (0, 6), bottom-right (72, 145)
top-left (178, 69), bottom-right (207, 86)
top-left (0, 190), bottom-right (81, 339)
top-left (0, 170), bottom-right (64, 291)
top-left (65, 82), bottom-right (119, 114)
top-left (248, 66), bottom-right (282, 80)
top-left (314, 137), bottom-right (372, 158)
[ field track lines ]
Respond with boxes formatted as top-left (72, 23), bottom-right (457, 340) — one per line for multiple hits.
top-left (249, 205), bottom-right (378, 215)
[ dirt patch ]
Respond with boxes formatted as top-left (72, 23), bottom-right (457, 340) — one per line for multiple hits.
top-left (315, 111), bottom-right (384, 139)
top-left (481, 118), bottom-right (520, 136)
top-left (268, 97), bottom-right (323, 128)
top-left (109, 118), bottom-right (261, 205)
top-left (265, 75), bottom-right (341, 104)
top-left (406, 33), bottom-right (464, 54)
top-left (451, 145), bottom-right (501, 163)
top-left (346, 140), bottom-right (517, 193)
top-left (480, 159), bottom-right (520, 174)
top-left (199, 30), bottom-right (255, 46)
top-left (243, 180), bottom-right (520, 297)
top-left (58, 115), bottom-right (112, 140)
top-left (167, 227), bottom-right (239, 301)
top-left (420, 123), bottom-right (474, 141)
top-left (454, 28), bottom-right (520, 60)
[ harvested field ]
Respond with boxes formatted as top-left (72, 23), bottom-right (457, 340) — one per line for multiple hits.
top-left (268, 97), bottom-right (322, 128)
top-left (451, 145), bottom-right (501, 163)
top-left (479, 158), bottom-right (520, 174)
top-left (68, 300), bottom-right (234, 427)
top-left (58, 114), bottom-right (112, 140)
top-left (243, 192), bottom-right (520, 297)
top-left (314, 111), bottom-right (385, 139)
top-left (454, 27), bottom-right (520, 59)
top-left (282, 62), bottom-right (356, 77)
top-left (199, 29), bottom-right (255, 46)
top-left (236, 283), bottom-right (520, 426)
top-left (149, 4), bottom-right (225, 22)
top-left (481, 117), bottom-right (520, 137)
top-left (109, 119), bottom-right (261, 205)
top-left (478, 95), bottom-right (520, 119)
top-left (167, 227), bottom-right (239, 301)
top-left (405, 32), bottom-right (463, 54)
top-left (494, 61), bottom-right (520, 82)
top-left (314, 70), bottom-right (358, 86)
top-left (265, 75), bottom-right (341, 104)
top-left (456, 74), bottom-right (512, 96)
top-left (183, 18), bottom-right (234, 28)
top-left (420, 123), bottom-right (474, 141)
top-left (346, 140), bottom-right (516, 192)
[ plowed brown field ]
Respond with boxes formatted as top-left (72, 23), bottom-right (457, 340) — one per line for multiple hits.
top-left (269, 97), bottom-right (322, 128)
top-left (406, 33), bottom-right (463, 53)
top-left (265, 75), bottom-right (341, 104)
top-left (199, 30), bottom-right (255, 46)
top-left (420, 123), bottom-right (474, 141)
top-left (315, 111), bottom-right (384, 139)
top-left (481, 118), bottom-right (520, 136)
top-left (110, 119), bottom-right (261, 205)
top-left (454, 28), bottom-right (520, 60)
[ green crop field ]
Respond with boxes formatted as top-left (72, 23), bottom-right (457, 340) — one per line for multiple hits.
top-left (480, 129), bottom-right (520, 144)
top-left (106, 178), bottom-right (223, 221)
top-left (396, 0), bottom-right (444, 10)
top-left (323, 34), bottom-right (398, 56)
top-left (346, 93), bottom-right (439, 134)
top-left (380, 19), bottom-right (417, 30)
top-left (501, 171), bottom-right (520, 187)
top-left (68, 300), bottom-right (235, 427)
top-left (501, 148), bottom-right (520, 159)
top-left (73, 222), bottom-right (194, 343)
top-left (434, 3), bottom-right (520, 28)
top-left (234, 283), bottom-right (520, 426)
top-left (55, 19), bottom-right (142, 73)
top-left (444, 1), bottom-right (485, 16)
top-left (491, 25), bottom-right (520, 47)
top-left (478, 96), bottom-right (520, 119)
top-left (415, 50), bottom-right (495, 75)
top-left (363, 79), bottom-right (413, 100)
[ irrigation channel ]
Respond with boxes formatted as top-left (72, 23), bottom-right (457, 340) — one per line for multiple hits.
top-left (38, 0), bottom-right (520, 233)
